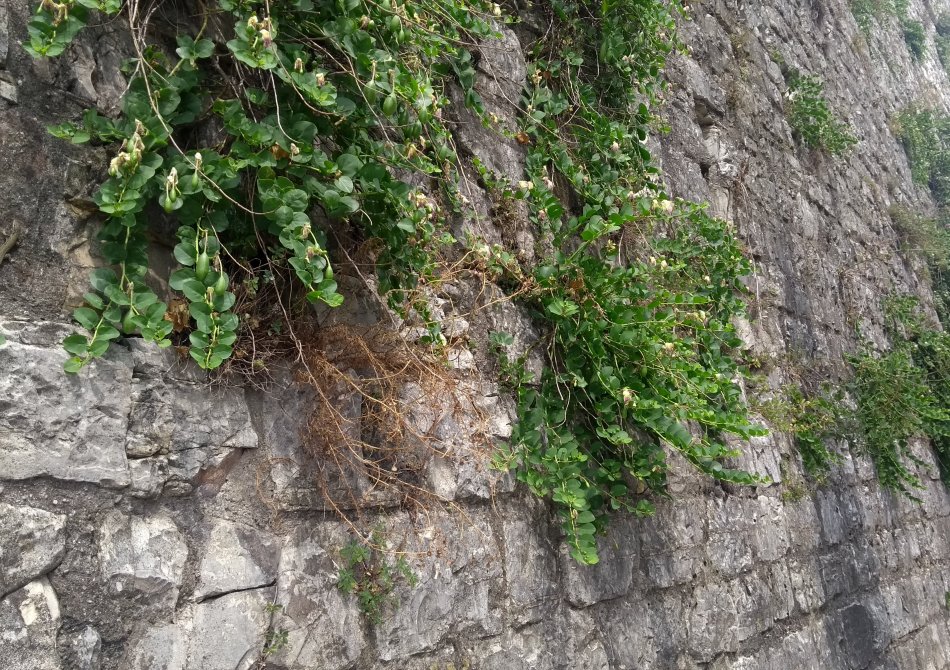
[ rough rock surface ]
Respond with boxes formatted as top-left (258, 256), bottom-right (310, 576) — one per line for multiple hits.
top-left (0, 503), bottom-right (66, 598)
top-left (2, 0), bottom-right (950, 668)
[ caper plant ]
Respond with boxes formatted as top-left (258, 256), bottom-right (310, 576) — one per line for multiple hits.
top-left (489, 0), bottom-right (765, 564)
top-left (26, 0), bottom-right (497, 371)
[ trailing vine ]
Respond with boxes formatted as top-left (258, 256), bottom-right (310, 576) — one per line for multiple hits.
top-left (27, 0), bottom-right (498, 371)
top-left (488, 0), bottom-right (764, 564)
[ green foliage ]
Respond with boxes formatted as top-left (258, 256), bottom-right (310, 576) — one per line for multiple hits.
top-left (893, 107), bottom-right (950, 204)
top-left (850, 0), bottom-right (907, 34)
top-left (755, 383), bottom-right (848, 482)
top-left (27, 0), bottom-right (499, 372)
top-left (489, 0), bottom-right (765, 565)
top-left (784, 71), bottom-right (858, 155)
top-left (937, 10), bottom-right (950, 69)
top-left (902, 19), bottom-right (927, 61)
top-left (336, 532), bottom-right (418, 624)
top-left (889, 206), bottom-right (950, 266)
top-left (261, 603), bottom-right (289, 657)
top-left (846, 297), bottom-right (950, 497)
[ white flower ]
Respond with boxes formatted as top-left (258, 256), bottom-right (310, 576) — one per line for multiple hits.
top-left (517, 180), bottom-right (533, 190)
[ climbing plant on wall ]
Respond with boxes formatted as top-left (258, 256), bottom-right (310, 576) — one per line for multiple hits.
top-left (28, 0), bottom-right (766, 563)
top-left (487, 0), bottom-right (765, 563)
top-left (27, 0), bottom-right (498, 371)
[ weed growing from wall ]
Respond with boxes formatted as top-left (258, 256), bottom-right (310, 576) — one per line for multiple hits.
top-left (850, 0), bottom-right (907, 35)
top-left (902, 19), bottom-right (927, 61)
top-left (756, 384), bottom-right (847, 482)
top-left (894, 107), bottom-right (950, 206)
top-left (336, 529), bottom-right (418, 624)
top-left (889, 206), bottom-right (950, 267)
top-left (784, 71), bottom-right (858, 155)
top-left (937, 13), bottom-right (950, 71)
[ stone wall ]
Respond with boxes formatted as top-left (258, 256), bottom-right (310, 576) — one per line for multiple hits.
top-left (2, 0), bottom-right (950, 668)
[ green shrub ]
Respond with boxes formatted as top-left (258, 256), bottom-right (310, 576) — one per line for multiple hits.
top-left (936, 35), bottom-right (950, 70)
top-left (889, 206), bottom-right (950, 266)
top-left (784, 72), bottom-right (858, 155)
top-left (902, 19), bottom-right (927, 61)
top-left (851, 0), bottom-right (908, 34)
top-left (490, 0), bottom-right (765, 565)
top-left (756, 384), bottom-right (846, 482)
top-left (893, 107), bottom-right (950, 205)
top-left (845, 297), bottom-right (950, 497)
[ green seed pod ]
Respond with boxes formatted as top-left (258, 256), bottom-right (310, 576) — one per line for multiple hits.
top-left (213, 272), bottom-right (228, 296)
top-left (325, 264), bottom-right (334, 280)
top-left (122, 310), bottom-right (137, 333)
top-left (388, 15), bottom-right (402, 32)
top-left (382, 94), bottom-right (398, 117)
top-left (195, 252), bottom-right (210, 281)
top-left (364, 81), bottom-right (378, 105)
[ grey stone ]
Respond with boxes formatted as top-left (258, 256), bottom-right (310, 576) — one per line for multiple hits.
top-left (121, 623), bottom-right (185, 670)
top-left (0, 578), bottom-right (61, 670)
top-left (266, 526), bottom-right (365, 670)
top-left (0, 79), bottom-right (16, 104)
top-left (194, 519), bottom-right (279, 601)
top-left (561, 519), bottom-right (636, 608)
top-left (185, 587), bottom-right (274, 670)
top-left (0, 503), bottom-right (66, 598)
top-left (374, 513), bottom-right (503, 660)
top-left (98, 510), bottom-right (188, 612)
top-left (62, 625), bottom-right (101, 670)
top-left (125, 378), bottom-right (258, 491)
top-left (688, 582), bottom-right (739, 660)
top-left (0, 321), bottom-right (132, 487)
